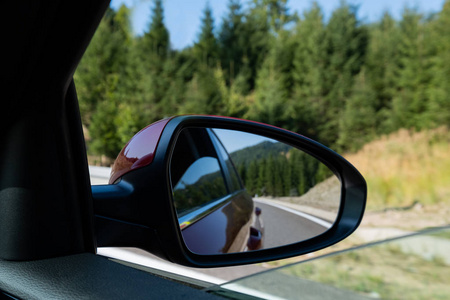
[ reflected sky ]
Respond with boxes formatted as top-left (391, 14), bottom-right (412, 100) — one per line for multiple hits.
top-left (213, 129), bottom-right (277, 154)
top-left (174, 156), bottom-right (221, 187)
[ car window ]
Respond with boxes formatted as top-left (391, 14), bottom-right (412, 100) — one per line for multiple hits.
top-left (171, 128), bottom-right (228, 217)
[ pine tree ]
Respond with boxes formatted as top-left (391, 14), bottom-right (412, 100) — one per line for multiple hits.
top-left (320, 2), bottom-right (368, 146)
top-left (239, 2), bottom-right (270, 93)
top-left (261, 0), bottom-right (297, 33)
top-left (257, 158), bottom-right (267, 195)
top-left (365, 12), bottom-right (400, 134)
top-left (143, 0), bottom-right (169, 58)
top-left (290, 2), bottom-right (326, 138)
top-left (89, 98), bottom-right (121, 159)
top-left (245, 160), bottom-right (259, 195)
top-left (133, 0), bottom-right (171, 125)
top-left (219, 0), bottom-right (246, 83)
top-left (75, 6), bottom-right (131, 126)
top-left (390, 8), bottom-right (432, 130)
top-left (427, 0), bottom-right (450, 127)
top-left (249, 29), bottom-right (295, 127)
top-left (159, 51), bottom-right (195, 118)
top-left (75, 5), bottom-right (133, 158)
top-left (194, 3), bottom-right (219, 67)
top-left (338, 69), bottom-right (377, 151)
top-left (179, 65), bottom-right (223, 115)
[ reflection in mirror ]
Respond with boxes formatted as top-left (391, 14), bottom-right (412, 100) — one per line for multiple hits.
top-left (170, 128), bottom-right (340, 255)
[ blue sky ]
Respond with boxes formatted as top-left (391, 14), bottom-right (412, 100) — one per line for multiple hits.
top-left (110, 0), bottom-right (445, 50)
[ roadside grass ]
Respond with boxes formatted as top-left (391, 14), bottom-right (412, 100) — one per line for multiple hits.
top-left (344, 126), bottom-right (450, 210)
top-left (430, 230), bottom-right (450, 240)
top-left (281, 241), bottom-right (450, 299)
top-left (261, 128), bottom-right (450, 296)
top-left (264, 127), bottom-right (450, 273)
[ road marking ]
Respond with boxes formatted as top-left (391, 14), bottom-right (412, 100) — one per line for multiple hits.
top-left (254, 198), bottom-right (333, 228)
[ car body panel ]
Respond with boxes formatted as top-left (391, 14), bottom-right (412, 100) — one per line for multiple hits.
top-left (110, 118), bottom-right (172, 184)
top-left (181, 192), bottom-right (255, 254)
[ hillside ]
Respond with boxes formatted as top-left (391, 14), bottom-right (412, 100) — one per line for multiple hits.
top-left (344, 126), bottom-right (450, 211)
top-left (229, 141), bottom-right (291, 167)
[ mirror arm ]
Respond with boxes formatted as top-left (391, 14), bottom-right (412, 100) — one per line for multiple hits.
top-left (92, 183), bottom-right (170, 260)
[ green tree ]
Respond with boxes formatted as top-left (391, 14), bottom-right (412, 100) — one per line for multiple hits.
top-left (133, 0), bottom-right (171, 125)
top-left (75, 5), bottom-right (133, 158)
top-left (219, 0), bottom-right (246, 83)
top-left (179, 66), bottom-right (224, 115)
top-left (320, 2), bottom-right (368, 146)
top-left (259, 0), bottom-right (297, 33)
top-left (249, 29), bottom-right (296, 127)
top-left (194, 3), bottom-right (219, 67)
top-left (141, 0), bottom-right (169, 58)
top-left (245, 160), bottom-right (259, 195)
top-left (365, 12), bottom-right (400, 134)
top-left (159, 51), bottom-right (195, 118)
top-left (427, 0), bottom-right (450, 127)
top-left (257, 158), bottom-right (267, 195)
top-left (114, 103), bottom-right (142, 146)
top-left (289, 2), bottom-right (326, 138)
top-left (389, 8), bottom-right (432, 130)
top-left (75, 5), bottom-right (131, 126)
top-left (89, 98), bottom-right (121, 159)
top-left (338, 69), bottom-right (377, 151)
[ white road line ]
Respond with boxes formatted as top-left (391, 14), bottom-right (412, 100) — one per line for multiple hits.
top-left (254, 198), bottom-right (333, 228)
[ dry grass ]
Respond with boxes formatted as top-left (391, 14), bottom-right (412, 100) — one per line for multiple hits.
top-left (344, 126), bottom-right (450, 210)
top-left (282, 240), bottom-right (450, 300)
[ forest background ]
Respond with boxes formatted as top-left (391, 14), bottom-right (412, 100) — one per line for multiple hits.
top-left (74, 0), bottom-right (450, 161)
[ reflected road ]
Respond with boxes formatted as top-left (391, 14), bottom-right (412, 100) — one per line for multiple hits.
top-left (254, 199), bottom-right (331, 248)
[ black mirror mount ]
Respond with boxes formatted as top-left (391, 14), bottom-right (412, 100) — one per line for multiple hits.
top-left (93, 115), bottom-right (366, 267)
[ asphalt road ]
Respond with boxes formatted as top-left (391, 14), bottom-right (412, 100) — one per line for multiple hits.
top-left (254, 200), bottom-right (329, 248)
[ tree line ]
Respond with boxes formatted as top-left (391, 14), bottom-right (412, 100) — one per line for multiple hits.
top-left (233, 145), bottom-right (331, 197)
top-left (75, 0), bottom-right (450, 160)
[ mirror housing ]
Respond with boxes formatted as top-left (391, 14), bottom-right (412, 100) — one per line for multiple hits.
top-left (93, 115), bottom-right (366, 267)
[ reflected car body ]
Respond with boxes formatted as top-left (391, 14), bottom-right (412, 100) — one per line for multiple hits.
top-left (171, 127), bottom-right (264, 254)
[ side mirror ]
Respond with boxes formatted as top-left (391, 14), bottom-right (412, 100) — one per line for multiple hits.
top-left (93, 116), bottom-right (366, 267)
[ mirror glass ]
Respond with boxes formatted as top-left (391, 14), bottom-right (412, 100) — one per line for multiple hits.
top-left (170, 128), bottom-right (340, 254)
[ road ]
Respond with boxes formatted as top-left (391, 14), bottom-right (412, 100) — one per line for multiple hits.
top-left (254, 199), bottom-right (331, 248)
top-left (89, 165), bottom-right (111, 185)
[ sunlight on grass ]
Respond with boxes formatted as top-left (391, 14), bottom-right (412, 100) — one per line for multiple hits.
top-left (345, 127), bottom-right (450, 210)
top-left (282, 240), bottom-right (450, 299)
